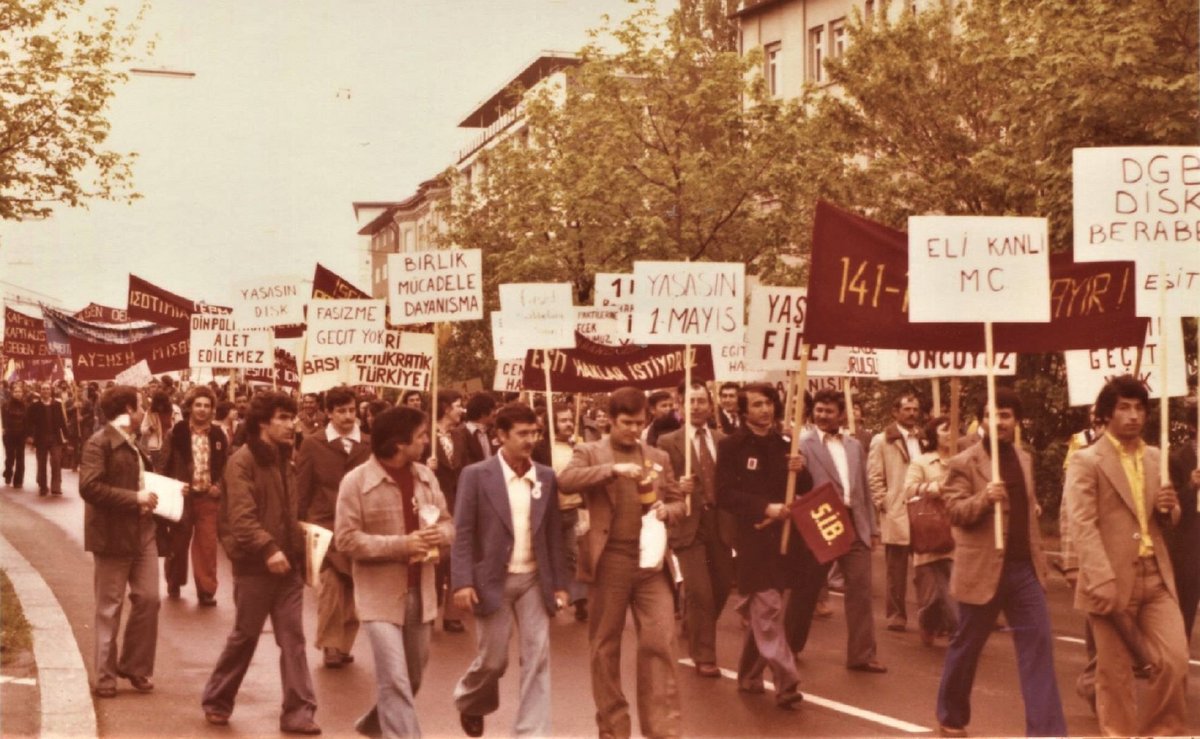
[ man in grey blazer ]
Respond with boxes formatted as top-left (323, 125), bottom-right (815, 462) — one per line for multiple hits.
top-left (451, 403), bottom-right (569, 737)
top-left (787, 388), bottom-right (885, 673)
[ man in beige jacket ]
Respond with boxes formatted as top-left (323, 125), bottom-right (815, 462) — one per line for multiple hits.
top-left (335, 406), bottom-right (453, 737)
top-left (1065, 375), bottom-right (1186, 737)
top-left (868, 390), bottom-right (922, 631)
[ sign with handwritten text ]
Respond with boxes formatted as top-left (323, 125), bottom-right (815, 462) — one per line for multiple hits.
top-left (1064, 317), bottom-right (1186, 406)
top-left (387, 249), bottom-right (482, 324)
top-left (630, 262), bottom-right (744, 345)
top-left (908, 216), bottom-right (1050, 323)
top-left (305, 299), bottom-right (386, 358)
top-left (498, 283), bottom-right (576, 350)
top-left (232, 276), bottom-right (304, 329)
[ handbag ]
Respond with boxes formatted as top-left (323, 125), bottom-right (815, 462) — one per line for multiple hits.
top-left (907, 494), bottom-right (955, 555)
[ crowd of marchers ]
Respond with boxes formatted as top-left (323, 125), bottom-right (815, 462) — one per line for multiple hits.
top-left (0, 373), bottom-right (1197, 738)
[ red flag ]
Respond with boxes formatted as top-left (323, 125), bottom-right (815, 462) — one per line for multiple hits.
top-left (127, 274), bottom-right (230, 330)
top-left (520, 332), bottom-right (715, 392)
top-left (805, 200), bottom-right (1149, 352)
top-left (790, 483), bottom-right (855, 565)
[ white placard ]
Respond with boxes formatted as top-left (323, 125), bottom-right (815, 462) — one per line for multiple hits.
top-left (745, 286), bottom-right (878, 377)
top-left (387, 249), bottom-right (483, 324)
top-left (497, 283), bottom-right (576, 350)
top-left (594, 273), bottom-right (635, 306)
top-left (305, 299), bottom-right (386, 358)
top-left (491, 312), bottom-right (530, 360)
top-left (630, 261), bottom-right (745, 345)
top-left (231, 276), bottom-right (304, 328)
top-left (144, 472), bottom-right (186, 523)
top-left (351, 331), bottom-right (435, 390)
top-left (908, 216), bottom-right (1050, 323)
top-left (300, 522), bottom-right (333, 589)
top-left (189, 314), bottom-right (272, 369)
top-left (576, 307), bottom-right (629, 346)
top-left (1064, 317), bottom-right (1187, 406)
top-left (876, 350), bottom-right (1017, 380)
top-left (712, 333), bottom-right (750, 383)
top-left (493, 358), bottom-right (525, 392)
top-left (115, 359), bottom-right (154, 388)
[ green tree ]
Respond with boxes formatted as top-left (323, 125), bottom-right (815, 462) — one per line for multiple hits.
top-left (805, 0), bottom-right (1198, 515)
top-left (439, 1), bottom-right (820, 383)
top-left (0, 0), bottom-right (145, 221)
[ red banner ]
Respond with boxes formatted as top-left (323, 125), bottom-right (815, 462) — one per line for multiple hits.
top-left (127, 274), bottom-right (230, 330)
top-left (73, 303), bottom-right (130, 324)
top-left (69, 329), bottom-right (190, 381)
top-left (790, 482), bottom-right (855, 565)
top-left (3, 306), bottom-right (52, 358)
top-left (3, 358), bottom-right (64, 383)
top-left (245, 348), bottom-right (300, 389)
top-left (520, 332), bottom-right (714, 392)
top-left (312, 263), bottom-right (370, 300)
top-left (805, 200), bottom-right (1149, 352)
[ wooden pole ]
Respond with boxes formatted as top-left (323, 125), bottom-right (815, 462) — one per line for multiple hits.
top-left (949, 377), bottom-right (961, 452)
top-left (684, 345), bottom-right (693, 517)
top-left (543, 349), bottom-right (555, 452)
top-left (1133, 344), bottom-right (1145, 379)
top-left (430, 323), bottom-right (439, 421)
top-left (984, 322), bottom-right (1003, 551)
top-left (932, 379), bottom-right (942, 418)
top-left (269, 332), bottom-right (278, 390)
top-left (843, 377), bottom-right (856, 435)
top-left (574, 393), bottom-right (583, 445)
top-left (781, 348), bottom-right (811, 555)
top-left (1157, 260), bottom-right (1169, 485)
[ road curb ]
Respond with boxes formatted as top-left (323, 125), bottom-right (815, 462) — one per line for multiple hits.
top-left (0, 532), bottom-right (97, 738)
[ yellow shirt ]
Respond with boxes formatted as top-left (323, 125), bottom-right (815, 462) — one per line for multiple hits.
top-left (1105, 432), bottom-right (1152, 557)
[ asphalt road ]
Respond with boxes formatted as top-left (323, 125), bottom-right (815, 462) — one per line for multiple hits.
top-left (3, 446), bottom-right (1200, 737)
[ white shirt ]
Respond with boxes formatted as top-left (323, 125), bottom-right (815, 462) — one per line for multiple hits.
top-left (688, 425), bottom-right (716, 460)
top-left (466, 421), bottom-right (492, 459)
top-left (326, 422), bottom-right (362, 454)
top-left (497, 452), bottom-right (538, 574)
top-left (823, 432), bottom-right (852, 505)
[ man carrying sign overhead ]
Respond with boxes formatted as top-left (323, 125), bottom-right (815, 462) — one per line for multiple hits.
top-left (936, 388), bottom-right (1065, 738)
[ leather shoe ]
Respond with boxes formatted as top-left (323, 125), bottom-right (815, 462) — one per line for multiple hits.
top-left (93, 685), bottom-right (117, 698)
top-left (695, 663), bottom-right (721, 678)
top-left (886, 619), bottom-right (907, 632)
top-left (848, 660), bottom-right (888, 674)
top-left (198, 593), bottom-right (217, 607)
top-left (281, 720), bottom-right (322, 735)
top-left (323, 647), bottom-right (345, 668)
top-left (776, 690), bottom-right (805, 710)
top-left (737, 681), bottom-right (765, 694)
top-left (460, 712), bottom-right (484, 737)
top-left (167, 584), bottom-right (181, 599)
top-left (814, 601), bottom-right (834, 619)
top-left (443, 619), bottom-right (466, 633)
top-left (117, 670), bottom-right (154, 692)
top-left (205, 712), bottom-right (230, 726)
top-left (938, 725), bottom-right (967, 737)
top-left (341, 651), bottom-right (354, 664)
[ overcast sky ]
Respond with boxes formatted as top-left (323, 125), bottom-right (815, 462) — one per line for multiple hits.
top-left (1, 0), bottom-right (646, 312)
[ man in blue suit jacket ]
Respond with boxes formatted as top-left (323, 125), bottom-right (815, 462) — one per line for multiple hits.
top-left (788, 388), bottom-right (886, 673)
top-left (451, 402), bottom-right (570, 737)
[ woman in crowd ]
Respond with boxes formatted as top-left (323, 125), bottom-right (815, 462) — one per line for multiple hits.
top-left (139, 390), bottom-right (176, 472)
top-left (903, 414), bottom-right (958, 646)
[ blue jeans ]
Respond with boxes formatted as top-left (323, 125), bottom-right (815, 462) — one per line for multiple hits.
top-left (363, 590), bottom-right (430, 738)
top-left (936, 559), bottom-right (1066, 736)
top-left (453, 571), bottom-right (551, 737)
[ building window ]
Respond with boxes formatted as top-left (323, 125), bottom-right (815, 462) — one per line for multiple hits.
top-left (808, 26), bottom-right (825, 83)
top-left (765, 42), bottom-right (781, 97)
top-left (831, 19), bottom-right (847, 60)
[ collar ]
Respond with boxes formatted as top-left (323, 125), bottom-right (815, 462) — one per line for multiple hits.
top-left (361, 455), bottom-right (435, 493)
top-left (325, 422), bottom-right (361, 444)
top-left (465, 421), bottom-right (485, 434)
top-left (822, 430), bottom-right (844, 444)
top-left (498, 450), bottom-right (536, 484)
top-left (109, 418), bottom-right (138, 448)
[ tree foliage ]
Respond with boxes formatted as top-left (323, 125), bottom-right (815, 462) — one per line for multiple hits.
top-left (0, 0), bottom-right (145, 221)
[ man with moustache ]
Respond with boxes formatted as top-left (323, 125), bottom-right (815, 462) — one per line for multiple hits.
top-left (431, 388), bottom-right (469, 633)
top-left (559, 387), bottom-right (686, 739)
top-left (296, 385), bottom-right (371, 667)
top-left (451, 402), bottom-right (569, 737)
top-left (868, 391), bottom-right (923, 632)
top-left (201, 391), bottom-right (320, 734)
top-left (936, 388), bottom-right (1065, 738)
top-left (658, 381), bottom-right (734, 680)
top-left (163, 386), bottom-right (228, 605)
top-left (1066, 376), bottom-right (1187, 737)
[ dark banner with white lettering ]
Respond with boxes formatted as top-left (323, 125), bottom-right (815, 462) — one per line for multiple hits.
top-left (3, 307), bottom-right (52, 358)
top-left (804, 200), bottom-right (1149, 352)
top-left (312, 263), bottom-right (371, 300)
top-left (127, 274), bottom-right (230, 330)
top-left (520, 332), bottom-right (715, 392)
top-left (69, 329), bottom-right (190, 381)
top-left (74, 303), bottom-right (130, 324)
top-left (245, 348), bottom-right (300, 389)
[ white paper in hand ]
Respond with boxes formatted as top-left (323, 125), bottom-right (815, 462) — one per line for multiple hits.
top-left (145, 472), bottom-right (186, 523)
top-left (638, 511), bottom-right (668, 570)
top-left (300, 522), bottom-right (333, 588)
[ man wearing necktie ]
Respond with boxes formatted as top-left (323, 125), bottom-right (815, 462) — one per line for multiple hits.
top-left (657, 381), bottom-right (733, 678)
top-left (867, 390), bottom-right (923, 633)
top-left (296, 386), bottom-right (372, 668)
top-left (454, 392), bottom-right (498, 466)
top-left (716, 382), bottom-right (741, 435)
top-left (790, 388), bottom-right (886, 673)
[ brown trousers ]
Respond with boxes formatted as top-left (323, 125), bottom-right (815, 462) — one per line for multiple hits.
top-left (1089, 557), bottom-right (1188, 737)
top-left (588, 547), bottom-right (681, 739)
top-left (166, 495), bottom-right (220, 596)
top-left (315, 564), bottom-right (359, 653)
